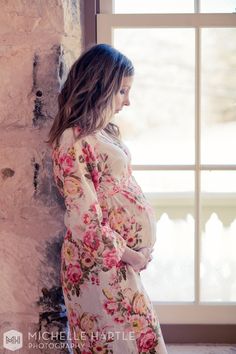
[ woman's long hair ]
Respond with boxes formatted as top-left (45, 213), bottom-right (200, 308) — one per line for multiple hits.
top-left (46, 43), bottom-right (134, 147)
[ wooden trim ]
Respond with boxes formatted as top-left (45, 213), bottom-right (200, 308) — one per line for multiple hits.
top-left (97, 13), bottom-right (236, 29)
top-left (82, 0), bottom-right (97, 48)
top-left (162, 324), bottom-right (236, 343)
top-left (96, 0), bottom-right (100, 13)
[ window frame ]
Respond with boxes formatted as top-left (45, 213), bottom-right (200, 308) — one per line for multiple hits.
top-left (96, 0), bottom-right (236, 325)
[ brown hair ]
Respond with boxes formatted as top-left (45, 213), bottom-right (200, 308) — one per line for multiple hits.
top-left (46, 43), bottom-right (134, 147)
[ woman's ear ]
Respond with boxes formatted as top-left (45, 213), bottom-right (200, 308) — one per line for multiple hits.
top-left (72, 125), bottom-right (81, 139)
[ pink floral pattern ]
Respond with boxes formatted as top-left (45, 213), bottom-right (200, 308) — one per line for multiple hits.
top-left (51, 127), bottom-right (167, 353)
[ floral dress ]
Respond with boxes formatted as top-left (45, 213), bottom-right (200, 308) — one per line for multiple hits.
top-left (51, 126), bottom-right (168, 354)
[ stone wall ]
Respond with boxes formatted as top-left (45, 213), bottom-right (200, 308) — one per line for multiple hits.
top-left (0, 1), bottom-right (84, 352)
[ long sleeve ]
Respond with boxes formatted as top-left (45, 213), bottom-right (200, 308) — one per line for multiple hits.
top-left (52, 134), bottom-right (127, 272)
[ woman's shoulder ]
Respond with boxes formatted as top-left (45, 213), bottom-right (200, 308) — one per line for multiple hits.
top-left (51, 127), bottom-right (99, 165)
top-left (56, 127), bottom-right (96, 148)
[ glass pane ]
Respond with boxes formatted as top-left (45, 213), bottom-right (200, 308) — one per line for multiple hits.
top-left (114, 29), bottom-right (195, 165)
top-left (201, 171), bottom-right (236, 302)
top-left (201, 0), bottom-right (236, 13)
top-left (201, 28), bottom-right (236, 164)
top-left (114, 0), bottom-right (194, 13)
top-left (133, 170), bottom-right (193, 193)
top-left (136, 171), bottom-right (195, 302)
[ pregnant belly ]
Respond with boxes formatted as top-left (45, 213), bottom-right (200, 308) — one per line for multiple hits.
top-left (104, 188), bottom-right (157, 251)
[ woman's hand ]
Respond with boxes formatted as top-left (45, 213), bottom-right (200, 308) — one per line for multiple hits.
top-left (139, 247), bottom-right (153, 259)
top-left (137, 247), bottom-right (154, 271)
top-left (121, 246), bottom-right (153, 272)
top-left (130, 251), bottom-right (149, 272)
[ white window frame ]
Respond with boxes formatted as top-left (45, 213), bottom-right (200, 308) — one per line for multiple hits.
top-left (97, 0), bottom-right (236, 325)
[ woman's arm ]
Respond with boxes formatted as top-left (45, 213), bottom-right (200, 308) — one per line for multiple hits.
top-left (52, 137), bottom-right (127, 272)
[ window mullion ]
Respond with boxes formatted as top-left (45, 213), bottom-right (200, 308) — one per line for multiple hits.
top-left (99, 0), bottom-right (112, 14)
top-left (132, 165), bottom-right (195, 171)
top-left (97, 14), bottom-right (236, 32)
top-left (131, 165), bottom-right (236, 171)
top-left (195, 26), bottom-right (201, 304)
top-left (195, 0), bottom-right (200, 13)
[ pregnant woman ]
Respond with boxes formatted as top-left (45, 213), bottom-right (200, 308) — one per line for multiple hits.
top-left (47, 43), bottom-right (167, 354)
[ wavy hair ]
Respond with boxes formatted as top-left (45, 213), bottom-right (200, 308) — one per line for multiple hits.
top-left (46, 43), bottom-right (134, 146)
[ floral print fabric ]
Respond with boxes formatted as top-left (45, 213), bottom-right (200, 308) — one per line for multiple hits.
top-left (51, 127), bottom-right (167, 354)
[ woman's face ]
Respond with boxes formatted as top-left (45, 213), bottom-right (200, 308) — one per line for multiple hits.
top-left (114, 75), bottom-right (134, 114)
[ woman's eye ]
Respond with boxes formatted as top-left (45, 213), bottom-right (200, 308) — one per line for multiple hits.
top-left (120, 89), bottom-right (126, 95)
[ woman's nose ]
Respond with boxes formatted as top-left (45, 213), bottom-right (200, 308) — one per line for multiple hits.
top-left (124, 97), bottom-right (130, 106)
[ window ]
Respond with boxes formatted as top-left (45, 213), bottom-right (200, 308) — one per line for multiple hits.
top-left (97, 0), bottom-right (236, 324)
